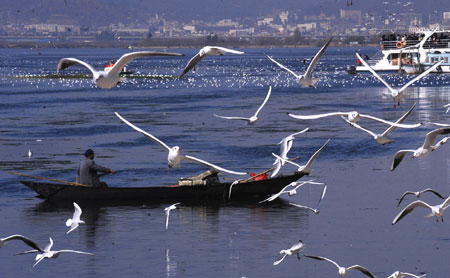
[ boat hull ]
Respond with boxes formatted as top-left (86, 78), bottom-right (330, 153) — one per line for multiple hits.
top-left (21, 172), bottom-right (305, 204)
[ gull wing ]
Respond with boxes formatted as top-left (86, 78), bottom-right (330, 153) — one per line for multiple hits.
top-left (253, 86), bottom-right (272, 117)
top-left (259, 183), bottom-right (294, 203)
top-left (391, 150), bottom-right (415, 171)
top-left (184, 155), bottom-right (247, 175)
top-left (33, 255), bottom-right (46, 268)
top-left (304, 36), bottom-right (333, 79)
top-left (422, 188), bottom-right (445, 199)
top-left (270, 158), bottom-right (282, 178)
top-left (0, 235), bottom-right (43, 252)
top-left (272, 153), bottom-right (302, 169)
top-left (56, 250), bottom-right (94, 256)
top-left (304, 255), bottom-right (341, 269)
top-left (302, 139), bottom-right (330, 172)
top-left (210, 46), bottom-right (245, 55)
top-left (445, 103), bottom-right (450, 113)
top-left (115, 112), bottom-right (171, 152)
top-left (44, 238), bottom-right (53, 252)
top-left (392, 200), bottom-right (432, 224)
top-left (341, 116), bottom-right (378, 138)
top-left (213, 114), bottom-right (250, 121)
top-left (288, 112), bottom-right (347, 120)
top-left (398, 60), bottom-right (443, 93)
top-left (356, 52), bottom-right (396, 94)
top-left (265, 53), bottom-right (300, 78)
top-left (56, 58), bottom-right (97, 75)
top-left (397, 191), bottom-right (415, 207)
top-left (180, 52), bottom-right (202, 77)
top-left (273, 253), bottom-right (288, 266)
top-left (289, 202), bottom-right (318, 213)
top-left (72, 202), bottom-right (82, 222)
top-left (422, 127), bottom-right (450, 148)
top-left (381, 102), bottom-right (416, 137)
top-left (359, 114), bottom-right (421, 128)
top-left (347, 265), bottom-right (376, 278)
top-left (441, 196), bottom-right (450, 209)
top-left (109, 51), bottom-right (183, 76)
top-left (66, 223), bottom-right (79, 235)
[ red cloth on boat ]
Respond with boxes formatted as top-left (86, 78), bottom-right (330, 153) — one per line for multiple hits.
top-left (249, 172), bottom-right (268, 181)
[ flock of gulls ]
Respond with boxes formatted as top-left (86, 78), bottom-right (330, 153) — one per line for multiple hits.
top-left (3, 37), bottom-right (450, 276)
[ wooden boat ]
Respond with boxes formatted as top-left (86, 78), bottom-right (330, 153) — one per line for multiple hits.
top-left (20, 171), bottom-right (305, 204)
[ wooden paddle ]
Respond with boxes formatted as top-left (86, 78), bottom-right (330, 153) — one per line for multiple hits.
top-left (8, 172), bottom-right (91, 187)
top-left (239, 156), bottom-right (301, 183)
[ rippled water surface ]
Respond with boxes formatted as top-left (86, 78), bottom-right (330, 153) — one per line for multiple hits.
top-left (0, 47), bottom-right (449, 277)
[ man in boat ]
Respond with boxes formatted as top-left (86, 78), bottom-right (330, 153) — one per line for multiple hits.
top-left (77, 149), bottom-right (115, 187)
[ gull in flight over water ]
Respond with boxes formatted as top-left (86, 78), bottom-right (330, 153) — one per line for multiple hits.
top-left (265, 37), bottom-right (332, 88)
top-left (57, 51), bottom-right (184, 89)
top-left (289, 183), bottom-right (327, 214)
top-left (392, 196), bottom-right (450, 224)
top-left (397, 188), bottom-right (445, 207)
top-left (214, 86), bottom-right (272, 125)
top-left (66, 202), bottom-right (85, 234)
top-left (0, 235), bottom-right (43, 252)
top-left (18, 237), bottom-right (93, 268)
top-left (164, 203), bottom-right (181, 230)
top-left (341, 103), bottom-right (419, 145)
top-left (356, 52), bottom-right (443, 108)
top-left (259, 180), bottom-right (325, 203)
top-left (115, 112), bottom-right (246, 175)
top-left (180, 46), bottom-right (244, 77)
top-left (272, 139), bottom-right (330, 175)
top-left (273, 240), bottom-right (305, 265)
top-left (391, 127), bottom-right (450, 171)
top-left (271, 128), bottom-right (309, 178)
top-left (387, 271), bottom-right (426, 278)
top-left (304, 255), bottom-right (376, 278)
top-left (289, 110), bottom-right (421, 128)
top-left (444, 103), bottom-right (450, 113)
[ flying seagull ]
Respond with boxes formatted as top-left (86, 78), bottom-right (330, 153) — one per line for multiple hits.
top-left (164, 203), bottom-right (181, 230)
top-left (444, 103), bottom-right (450, 113)
top-left (391, 127), bottom-right (450, 171)
top-left (265, 37), bottom-right (332, 88)
top-left (214, 86), bottom-right (272, 125)
top-left (57, 51), bottom-right (184, 89)
top-left (356, 52), bottom-right (443, 108)
top-left (259, 180), bottom-right (325, 203)
top-left (288, 110), bottom-right (421, 128)
top-left (341, 103), bottom-right (419, 145)
top-left (304, 255), bottom-right (376, 278)
top-left (289, 183), bottom-right (327, 214)
top-left (392, 196), bottom-right (450, 224)
top-left (66, 202), bottom-right (85, 234)
top-left (387, 271), bottom-right (426, 278)
top-left (273, 240), bottom-right (305, 266)
top-left (271, 128), bottom-right (309, 178)
top-left (180, 46), bottom-right (244, 77)
top-left (115, 112), bottom-right (246, 175)
top-left (397, 188), bottom-right (445, 207)
top-left (18, 237), bottom-right (93, 268)
top-left (0, 235), bottom-right (43, 252)
top-left (272, 139), bottom-right (330, 175)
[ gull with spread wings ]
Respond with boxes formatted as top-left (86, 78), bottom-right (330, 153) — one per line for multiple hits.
top-left (304, 255), bottom-right (376, 278)
top-left (392, 196), bottom-right (450, 224)
top-left (57, 51), bottom-right (183, 89)
top-left (214, 86), bottom-right (271, 125)
top-left (396, 188), bottom-right (445, 207)
top-left (273, 240), bottom-right (305, 266)
top-left (265, 37), bottom-right (332, 88)
top-left (115, 112), bottom-right (246, 175)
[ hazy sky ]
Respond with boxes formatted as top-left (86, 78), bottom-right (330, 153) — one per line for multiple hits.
top-left (1, 0), bottom-right (450, 26)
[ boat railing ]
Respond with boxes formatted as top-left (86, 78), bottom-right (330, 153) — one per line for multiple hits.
top-left (382, 39), bottom-right (450, 50)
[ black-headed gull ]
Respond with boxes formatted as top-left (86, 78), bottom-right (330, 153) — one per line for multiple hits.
top-left (18, 237), bottom-right (93, 268)
top-left (304, 255), bottom-right (376, 278)
top-left (271, 128), bottom-right (309, 178)
top-left (387, 271), bottom-right (426, 278)
top-left (115, 112), bottom-right (247, 175)
top-left (164, 203), bottom-right (181, 230)
top-left (289, 111), bottom-right (421, 128)
top-left (356, 52), bottom-right (443, 107)
top-left (273, 240), bottom-right (305, 266)
top-left (341, 103), bottom-right (419, 145)
top-left (289, 183), bottom-right (327, 214)
top-left (214, 86), bottom-right (271, 125)
top-left (66, 202), bottom-right (84, 234)
top-left (392, 196), bottom-right (450, 224)
top-left (57, 51), bottom-right (183, 89)
top-left (180, 46), bottom-right (244, 77)
top-left (259, 180), bottom-right (325, 203)
top-left (391, 127), bottom-right (450, 171)
top-left (397, 188), bottom-right (445, 207)
top-left (0, 235), bottom-right (43, 252)
top-left (272, 139), bottom-right (329, 175)
top-left (265, 37), bottom-right (332, 88)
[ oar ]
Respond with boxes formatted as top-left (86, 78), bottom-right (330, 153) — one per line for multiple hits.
top-left (8, 172), bottom-right (91, 187)
top-left (239, 156), bottom-right (301, 184)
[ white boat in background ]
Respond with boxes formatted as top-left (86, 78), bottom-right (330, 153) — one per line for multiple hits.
top-left (351, 30), bottom-right (450, 74)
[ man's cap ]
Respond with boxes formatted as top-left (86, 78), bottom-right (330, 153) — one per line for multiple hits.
top-left (84, 149), bottom-right (94, 157)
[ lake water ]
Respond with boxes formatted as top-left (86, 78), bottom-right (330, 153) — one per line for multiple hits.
top-left (0, 46), bottom-right (449, 277)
